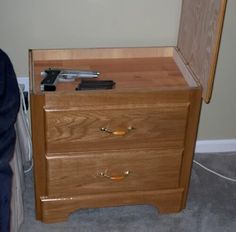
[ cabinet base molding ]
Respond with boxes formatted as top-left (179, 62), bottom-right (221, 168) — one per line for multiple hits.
top-left (40, 188), bottom-right (184, 223)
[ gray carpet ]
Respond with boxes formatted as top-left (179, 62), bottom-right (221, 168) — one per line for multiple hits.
top-left (19, 153), bottom-right (236, 232)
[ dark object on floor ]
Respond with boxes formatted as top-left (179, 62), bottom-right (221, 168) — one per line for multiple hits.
top-left (0, 49), bottom-right (20, 232)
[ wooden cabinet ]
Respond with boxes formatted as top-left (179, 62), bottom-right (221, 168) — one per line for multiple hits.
top-left (29, 0), bottom-right (227, 223)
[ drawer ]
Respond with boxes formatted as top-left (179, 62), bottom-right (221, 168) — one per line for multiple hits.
top-left (46, 149), bottom-right (183, 197)
top-left (45, 104), bottom-right (189, 153)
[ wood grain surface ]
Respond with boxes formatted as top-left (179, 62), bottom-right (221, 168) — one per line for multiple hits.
top-left (178, 0), bottom-right (227, 102)
top-left (45, 104), bottom-right (189, 153)
top-left (32, 56), bottom-right (188, 94)
top-left (46, 149), bottom-right (183, 197)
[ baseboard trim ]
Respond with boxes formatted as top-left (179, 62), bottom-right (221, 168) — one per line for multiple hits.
top-left (195, 139), bottom-right (236, 153)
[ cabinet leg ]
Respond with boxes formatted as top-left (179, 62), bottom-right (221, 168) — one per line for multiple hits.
top-left (40, 199), bottom-right (71, 223)
top-left (151, 191), bottom-right (183, 214)
top-left (41, 208), bottom-right (70, 223)
top-left (155, 203), bottom-right (182, 214)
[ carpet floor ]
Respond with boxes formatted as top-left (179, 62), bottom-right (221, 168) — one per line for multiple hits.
top-left (19, 153), bottom-right (236, 232)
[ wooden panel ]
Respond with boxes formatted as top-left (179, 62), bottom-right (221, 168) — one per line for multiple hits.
top-left (179, 89), bottom-right (202, 209)
top-left (173, 48), bottom-right (198, 87)
top-left (30, 94), bottom-right (46, 220)
top-left (44, 89), bottom-right (194, 108)
top-left (40, 188), bottom-right (184, 223)
top-left (177, 0), bottom-right (227, 102)
top-left (30, 47), bottom-right (174, 61)
top-left (44, 104), bottom-right (189, 153)
top-left (46, 149), bottom-right (183, 197)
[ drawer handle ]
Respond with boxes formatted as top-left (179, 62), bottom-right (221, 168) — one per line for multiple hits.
top-left (100, 126), bottom-right (134, 136)
top-left (98, 170), bottom-right (130, 181)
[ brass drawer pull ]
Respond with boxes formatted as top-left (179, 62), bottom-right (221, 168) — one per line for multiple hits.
top-left (98, 170), bottom-right (130, 181)
top-left (100, 126), bottom-right (134, 136)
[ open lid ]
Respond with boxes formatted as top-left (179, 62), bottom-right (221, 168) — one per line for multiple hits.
top-left (177, 0), bottom-right (227, 103)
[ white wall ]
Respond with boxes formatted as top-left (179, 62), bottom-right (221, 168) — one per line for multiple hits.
top-left (0, 0), bottom-right (181, 75)
top-left (0, 0), bottom-right (235, 140)
top-left (197, 0), bottom-right (236, 139)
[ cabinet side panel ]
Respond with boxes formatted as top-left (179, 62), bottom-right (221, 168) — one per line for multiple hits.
top-left (180, 89), bottom-right (202, 208)
top-left (30, 94), bottom-right (46, 220)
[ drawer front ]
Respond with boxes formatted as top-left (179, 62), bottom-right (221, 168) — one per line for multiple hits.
top-left (46, 149), bottom-right (183, 197)
top-left (45, 104), bottom-right (189, 153)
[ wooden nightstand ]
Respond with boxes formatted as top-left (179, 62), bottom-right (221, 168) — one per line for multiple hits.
top-left (29, 0), bottom-right (227, 223)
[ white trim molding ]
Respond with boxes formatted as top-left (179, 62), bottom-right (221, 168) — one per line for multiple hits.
top-left (195, 139), bottom-right (236, 153)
